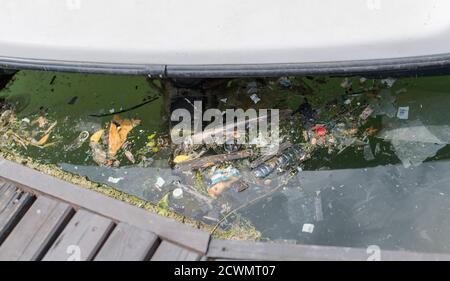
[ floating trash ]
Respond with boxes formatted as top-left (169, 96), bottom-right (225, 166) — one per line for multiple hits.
top-left (5, 71), bottom-right (450, 251)
top-left (172, 187), bottom-right (183, 199)
top-left (107, 176), bottom-right (124, 184)
top-left (155, 177), bottom-right (166, 190)
top-left (397, 106), bottom-right (409, 120)
top-left (65, 131), bottom-right (89, 151)
top-left (381, 77), bottom-right (396, 88)
top-left (302, 223), bottom-right (315, 234)
top-left (249, 93), bottom-right (261, 104)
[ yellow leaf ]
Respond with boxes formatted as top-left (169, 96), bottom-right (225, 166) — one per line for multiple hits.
top-left (173, 154), bottom-right (191, 164)
top-left (90, 129), bottom-right (104, 144)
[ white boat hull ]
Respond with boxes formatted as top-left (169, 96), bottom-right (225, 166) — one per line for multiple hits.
top-left (1, 0), bottom-right (450, 77)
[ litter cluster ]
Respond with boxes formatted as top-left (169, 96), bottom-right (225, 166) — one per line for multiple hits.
top-left (3, 74), bottom-right (441, 230)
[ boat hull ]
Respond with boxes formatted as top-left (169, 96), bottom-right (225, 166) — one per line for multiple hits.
top-left (1, 0), bottom-right (450, 77)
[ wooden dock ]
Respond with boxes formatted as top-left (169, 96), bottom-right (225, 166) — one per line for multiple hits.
top-left (0, 157), bottom-right (449, 261)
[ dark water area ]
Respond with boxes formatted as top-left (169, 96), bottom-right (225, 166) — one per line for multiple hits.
top-left (2, 70), bottom-right (450, 253)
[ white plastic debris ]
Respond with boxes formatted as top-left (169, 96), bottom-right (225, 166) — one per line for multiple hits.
top-left (314, 195), bottom-right (324, 222)
top-left (220, 98), bottom-right (228, 103)
top-left (359, 106), bottom-right (374, 120)
top-left (374, 143), bottom-right (381, 155)
top-left (363, 144), bottom-right (375, 161)
top-left (302, 223), bottom-right (315, 233)
top-left (246, 82), bottom-right (258, 94)
top-left (250, 94), bottom-right (261, 104)
top-left (344, 99), bottom-right (352, 105)
top-left (381, 77), bottom-right (396, 88)
top-left (107, 176), bottom-right (124, 184)
top-left (377, 119), bottom-right (446, 168)
top-left (360, 77), bottom-right (367, 83)
top-left (155, 177), bottom-right (165, 190)
top-left (340, 78), bottom-right (352, 88)
top-left (21, 118), bottom-right (31, 124)
top-left (172, 188), bottom-right (183, 199)
top-left (371, 90), bottom-right (397, 118)
top-left (395, 88), bottom-right (407, 94)
top-left (397, 106), bottom-right (409, 120)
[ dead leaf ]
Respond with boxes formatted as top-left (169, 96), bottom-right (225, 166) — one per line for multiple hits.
top-left (90, 129), bottom-right (104, 144)
top-left (108, 122), bottom-right (122, 156)
top-left (108, 115), bottom-right (140, 156)
top-left (118, 119), bottom-right (135, 141)
top-left (37, 134), bottom-right (50, 146)
top-left (365, 127), bottom-right (379, 136)
top-left (173, 154), bottom-right (191, 164)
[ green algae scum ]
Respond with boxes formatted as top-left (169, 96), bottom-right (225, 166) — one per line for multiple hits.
top-left (3, 70), bottom-right (450, 252)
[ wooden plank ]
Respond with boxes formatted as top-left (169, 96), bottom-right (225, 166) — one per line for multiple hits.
top-left (151, 241), bottom-right (201, 261)
top-left (43, 209), bottom-right (114, 261)
top-left (0, 181), bottom-right (11, 196)
top-left (0, 182), bottom-right (17, 207)
top-left (0, 159), bottom-right (210, 253)
top-left (207, 239), bottom-right (450, 261)
top-left (94, 222), bottom-right (159, 261)
top-left (0, 196), bottom-right (72, 261)
top-left (0, 184), bottom-right (33, 244)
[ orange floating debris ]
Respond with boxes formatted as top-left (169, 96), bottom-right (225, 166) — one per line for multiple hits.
top-left (108, 115), bottom-right (140, 156)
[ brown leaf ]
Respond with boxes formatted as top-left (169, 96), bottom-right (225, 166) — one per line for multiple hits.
top-left (108, 115), bottom-right (140, 156)
top-left (108, 122), bottom-right (122, 156)
top-left (36, 134), bottom-right (50, 146)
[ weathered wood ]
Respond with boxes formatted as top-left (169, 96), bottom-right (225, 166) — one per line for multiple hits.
top-left (0, 182), bottom-right (17, 207)
top-left (0, 181), bottom-right (10, 195)
top-left (2, 158), bottom-right (450, 261)
top-left (0, 159), bottom-right (210, 253)
top-left (43, 209), bottom-right (114, 261)
top-left (0, 196), bottom-right (72, 261)
top-left (207, 239), bottom-right (450, 261)
top-left (0, 184), bottom-right (33, 244)
top-left (151, 241), bottom-right (201, 261)
top-left (94, 222), bottom-right (159, 261)
top-left (175, 150), bottom-right (253, 171)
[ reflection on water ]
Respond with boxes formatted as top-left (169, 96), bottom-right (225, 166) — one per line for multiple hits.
top-left (3, 70), bottom-right (450, 253)
top-left (243, 161), bottom-right (450, 253)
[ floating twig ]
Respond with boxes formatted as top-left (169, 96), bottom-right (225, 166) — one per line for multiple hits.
top-left (175, 150), bottom-right (253, 171)
top-left (89, 96), bottom-right (159, 117)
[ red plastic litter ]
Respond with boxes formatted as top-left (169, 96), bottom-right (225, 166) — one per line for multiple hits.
top-left (315, 126), bottom-right (327, 137)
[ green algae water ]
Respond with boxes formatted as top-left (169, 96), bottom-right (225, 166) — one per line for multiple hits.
top-left (3, 70), bottom-right (450, 253)
top-left (1, 71), bottom-right (164, 165)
